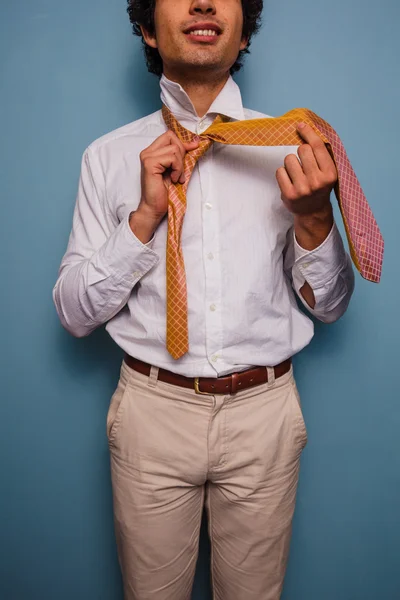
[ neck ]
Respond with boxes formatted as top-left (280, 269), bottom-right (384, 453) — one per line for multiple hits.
top-left (163, 69), bottom-right (230, 117)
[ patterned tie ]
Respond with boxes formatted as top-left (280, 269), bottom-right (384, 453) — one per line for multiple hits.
top-left (162, 105), bottom-right (384, 359)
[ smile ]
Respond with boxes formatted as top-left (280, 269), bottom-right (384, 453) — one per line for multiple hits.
top-left (183, 22), bottom-right (222, 41)
top-left (190, 30), bottom-right (218, 37)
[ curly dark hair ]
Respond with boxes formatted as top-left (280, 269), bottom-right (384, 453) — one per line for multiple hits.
top-left (127, 1), bottom-right (263, 76)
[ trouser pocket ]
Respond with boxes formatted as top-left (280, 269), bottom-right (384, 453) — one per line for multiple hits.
top-left (107, 361), bottom-right (134, 445)
top-left (290, 380), bottom-right (308, 449)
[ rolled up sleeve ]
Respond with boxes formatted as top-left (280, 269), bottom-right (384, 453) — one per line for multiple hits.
top-left (286, 222), bottom-right (355, 323)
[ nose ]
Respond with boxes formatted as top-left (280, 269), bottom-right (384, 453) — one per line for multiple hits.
top-left (189, 0), bottom-right (216, 16)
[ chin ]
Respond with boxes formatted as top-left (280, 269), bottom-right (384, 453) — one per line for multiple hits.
top-left (179, 54), bottom-right (224, 69)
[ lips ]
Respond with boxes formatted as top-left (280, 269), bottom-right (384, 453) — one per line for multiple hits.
top-left (184, 22), bottom-right (222, 37)
top-left (188, 29), bottom-right (218, 37)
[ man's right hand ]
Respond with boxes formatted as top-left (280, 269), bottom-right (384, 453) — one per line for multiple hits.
top-left (129, 131), bottom-right (199, 244)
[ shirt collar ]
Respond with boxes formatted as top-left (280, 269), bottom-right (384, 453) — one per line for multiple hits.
top-left (160, 74), bottom-right (245, 130)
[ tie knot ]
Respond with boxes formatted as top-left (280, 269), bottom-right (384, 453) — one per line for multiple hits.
top-left (161, 105), bottom-right (227, 144)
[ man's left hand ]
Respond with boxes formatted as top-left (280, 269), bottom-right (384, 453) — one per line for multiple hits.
top-left (276, 122), bottom-right (338, 217)
top-left (276, 122), bottom-right (339, 309)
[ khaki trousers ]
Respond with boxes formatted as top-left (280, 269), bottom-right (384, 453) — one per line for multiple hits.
top-left (107, 360), bottom-right (307, 600)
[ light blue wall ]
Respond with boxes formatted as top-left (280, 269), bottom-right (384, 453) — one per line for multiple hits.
top-left (1, 1), bottom-right (398, 598)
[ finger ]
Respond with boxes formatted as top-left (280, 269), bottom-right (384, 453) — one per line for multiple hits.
top-left (143, 133), bottom-right (199, 184)
top-left (162, 131), bottom-right (200, 158)
top-left (152, 147), bottom-right (184, 184)
top-left (144, 130), bottom-right (185, 155)
top-left (163, 139), bottom-right (200, 184)
top-left (183, 137), bottom-right (201, 152)
top-left (297, 123), bottom-right (335, 173)
top-left (283, 153), bottom-right (308, 188)
top-left (142, 130), bottom-right (175, 153)
top-left (276, 166), bottom-right (295, 199)
top-left (297, 143), bottom-right (320, 178)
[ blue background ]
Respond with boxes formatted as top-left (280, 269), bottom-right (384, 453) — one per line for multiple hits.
top-left (1, 1), bottom-right (398, 598)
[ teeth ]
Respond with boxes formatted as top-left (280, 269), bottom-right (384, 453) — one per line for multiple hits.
top-left (191, 29), bottom-right (217, 36)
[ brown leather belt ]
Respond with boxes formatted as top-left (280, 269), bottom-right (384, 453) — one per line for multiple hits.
top-left (124, 355), bottom-right (292, 395)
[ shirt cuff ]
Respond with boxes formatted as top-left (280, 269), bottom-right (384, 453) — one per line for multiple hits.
top-left (293, 222), bottom-right (347, 289)
top-left (93, 216), bottom-right (159, 286)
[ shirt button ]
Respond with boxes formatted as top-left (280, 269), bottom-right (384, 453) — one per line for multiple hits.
top-left (205, 203), bottom-right (213, 210)
top-left (207, 252), bottom-right (214, 260)
top-left (211, 355), bottom-right (218, 362)
top-left (210, 304), bottom-right (217, 312)
top-left (133, 271), bottom-right (142, 278)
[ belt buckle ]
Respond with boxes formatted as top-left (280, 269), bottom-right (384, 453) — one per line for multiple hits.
top-left (194, 378), bottom-right (210, 395)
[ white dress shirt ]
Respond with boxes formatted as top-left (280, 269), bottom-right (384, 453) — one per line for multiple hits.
top-left (53, 75), bottom-right (355, 377)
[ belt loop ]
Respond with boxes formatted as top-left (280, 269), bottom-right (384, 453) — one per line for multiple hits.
top-left (266, 366), bottom-right (275, 389)
top-left (148, 365), bottom-right (159, 388)
top-left (231, 373), bottom-right (238, 395)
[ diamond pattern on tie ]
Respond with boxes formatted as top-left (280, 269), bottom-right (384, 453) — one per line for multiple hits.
top-left (162, 105), bottom-right (384, 359)
top-left (162, 106), bottom-right (218, 359)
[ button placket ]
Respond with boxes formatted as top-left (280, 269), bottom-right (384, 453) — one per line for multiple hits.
top-left (201, 144), bottom-right (223, 372)
top-left (196, 117), bottom-right (209, 134)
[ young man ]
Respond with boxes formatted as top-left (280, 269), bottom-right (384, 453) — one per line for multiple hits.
top-left (53, 0), bottom-right (355, 598)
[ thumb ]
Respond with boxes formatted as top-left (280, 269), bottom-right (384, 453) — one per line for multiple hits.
top-left (184, 137), bottom-right (201, 150)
